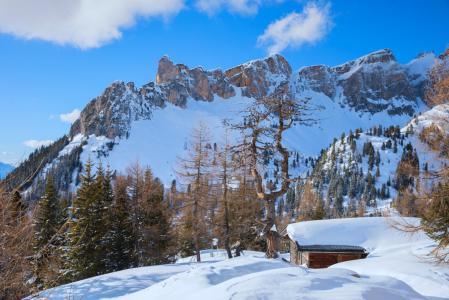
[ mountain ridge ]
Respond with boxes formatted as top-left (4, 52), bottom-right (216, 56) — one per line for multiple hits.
top-left (10, 47), bottom-right (445, 194)
top-left (69, 48), bottom-right (439, 141)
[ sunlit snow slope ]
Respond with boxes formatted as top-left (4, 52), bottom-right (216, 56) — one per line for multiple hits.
top-left (287, 217), bottom-right (449, 299)
top-left (34, 218), bottom-right (449, 300)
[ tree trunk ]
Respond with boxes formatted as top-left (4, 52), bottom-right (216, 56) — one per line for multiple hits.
top-left (194, 231), bottom-right (201, 262)
top-left (235, 242), bottom-right (242, 257)
top-left (266, 231), bottom-right (278, 258)
top-left (224, 242), bottom-right (232, 259)
top-left (264, 200), bottom-right (278, 258)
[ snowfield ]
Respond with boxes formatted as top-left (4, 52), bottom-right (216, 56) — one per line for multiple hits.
top-left (287, 217), bottom-right (449, 299)
top-left (34, 218), bottom-right (448, 300)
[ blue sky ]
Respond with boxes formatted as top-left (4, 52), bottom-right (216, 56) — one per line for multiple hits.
top-left (0, 0), bottom-right (448, 165)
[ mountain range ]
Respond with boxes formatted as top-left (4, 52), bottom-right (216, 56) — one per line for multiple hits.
top-left (11, 48), bottom-right (445, 192)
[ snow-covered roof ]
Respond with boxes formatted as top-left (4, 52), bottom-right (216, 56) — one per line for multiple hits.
top-left (286, 217), bottom-right (420, 249)
top-left (296, 244), bottom-right (366, 252)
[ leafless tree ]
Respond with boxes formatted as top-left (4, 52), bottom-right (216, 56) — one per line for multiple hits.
top-left (229, 89), bottom-right (318, 258)
top-left (125, 157), bottom-right (145, 267)
top-left (174, 117), bottom-right (214, 262)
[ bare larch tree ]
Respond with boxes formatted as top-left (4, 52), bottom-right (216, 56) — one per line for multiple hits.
top-left (229, 89), bottom-right (317, 258)
top-left (175, 117), bottom-right (214, 262)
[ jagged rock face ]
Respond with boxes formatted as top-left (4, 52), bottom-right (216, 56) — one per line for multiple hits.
top-left (71, 80), bottom-right (166, 139)
top-left (291, 65), bottom-right (335, 99)
top-left (438, 48), bottom-right (449, 60)
top-left (225, 54), bottom-right (292, 99)
top-left (290, 49), bottom-right (419, 116)
top-left (70, 49), bottom-right (442, 140)
top-left (156, 55), bottom-right (236, 102)
top-left (331, 49), bottom-right (417, 116)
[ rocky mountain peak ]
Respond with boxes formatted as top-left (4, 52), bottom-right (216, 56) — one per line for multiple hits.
top-left (155, 55), bottom-right (235, 102)
top-left (70, 49), bottom-right (439, 141)
top-left (416, 50), bottom-right (434, 59)
top-left (224, 53), bottom-right (292, 99)
top-left (156, 55), bottom-right (182, 84)
top-left (438, 48), bottom-right (449, 60)
top-left (331, 49), bottom-right (395, 77)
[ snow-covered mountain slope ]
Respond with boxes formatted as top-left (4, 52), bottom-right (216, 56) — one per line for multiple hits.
top-left (287, 217), bottom-right (449, 299)
top-left (25, 48), bottom-right (444, 189)
top-left (296, 103), bottom-right (449, 217)
top-left (405, 50), bottom-right (442, 101)
top-left (36, 218), bottom-right (448, 300)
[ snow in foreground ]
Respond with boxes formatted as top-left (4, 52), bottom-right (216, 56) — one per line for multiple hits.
top-left (287, 217), bottom-right (449, 300)
top-left (36, 251), bottom-right (426, 300)
top-left (35, 218), bottom-right (449, 300)
top-left (34, 218), bottom-right (449, 300)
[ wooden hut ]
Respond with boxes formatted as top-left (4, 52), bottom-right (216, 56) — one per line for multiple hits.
top-left (280, 225), bottom-right (368, 269)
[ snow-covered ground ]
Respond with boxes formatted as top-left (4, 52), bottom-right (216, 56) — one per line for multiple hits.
top-left (34, 218), bottom-right (448, 300)
top-left (287, 217), bottom-right (449, 300)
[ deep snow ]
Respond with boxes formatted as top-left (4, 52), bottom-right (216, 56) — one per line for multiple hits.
top-left (287, 217), bottom-right (449, 299)
top-left (34, 218), bottom-right (449, 300)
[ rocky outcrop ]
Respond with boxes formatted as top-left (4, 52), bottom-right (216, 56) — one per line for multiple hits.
top-left (156, 55), bottom-right (236, 102)
top-left (225, 54), bottom-right (292, 99)
top-left (331, 49), bottom-right (417, 116)
top-left (70, 80), bottom-right (166, 139)
top-left (70, 49), bottom-right (443, 140)
top-left (290, 65), bottom-right (335, 99)
top-left (290, 49), bottom-right (420, 116)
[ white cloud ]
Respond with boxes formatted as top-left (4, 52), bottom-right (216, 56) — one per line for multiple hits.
top-left (0, 0), bottom-right (186, 49)
top-left (49, 114), bottom-right (55, 120)
top-left (23, 140), bottom-right (54, 148)
top-left (2, 152), bottom-right (14, 155)
top-left (257, 1), bottom-right (334, 53)
top-left (60, 109), bottom-right (81, 124)
top-left (195, 0), bottom-right (286, 16)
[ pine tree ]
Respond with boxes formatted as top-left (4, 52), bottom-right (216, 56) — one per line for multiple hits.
top-left (285, 187), bottom-right (295, 213)
top-left (10, 190), bottom-right (27, 221)
top-left (311, 205), bottom-right (326, 220)
top-left (348, 173), bottom-right (357, 199)
top-left (335, 181), bottom-right (344, 214)
top-left (31, 175), bottom-right (63, 291)
top-left (368, 147), bottom-right (375, 171)
top-left (143, 171), bottom-right (173, 265)
top-left (108, 174), bottom-right (134, 271)
top-left (375, 165), bottom-right (380, 177)
top-left (65, 157), bottom-right (108, 280)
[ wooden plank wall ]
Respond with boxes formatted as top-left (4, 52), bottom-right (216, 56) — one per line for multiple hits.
top-left (308, 253), bottom-right (339, 269)
top-left (308, 253), bottom-right (366, 269)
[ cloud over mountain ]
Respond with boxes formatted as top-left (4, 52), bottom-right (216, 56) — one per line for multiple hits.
top-left (60, 109), bottom-right (81, 124)
top-left (257, 1), bottom-right (333, 53)
top-left (22, 140), bottom-right (54, 148)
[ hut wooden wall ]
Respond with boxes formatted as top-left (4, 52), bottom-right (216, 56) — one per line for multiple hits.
top-left (307, 253), bottom-right (367, 269)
